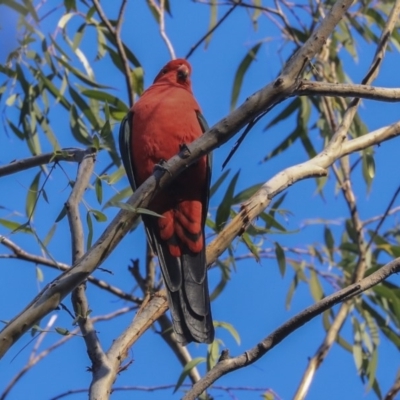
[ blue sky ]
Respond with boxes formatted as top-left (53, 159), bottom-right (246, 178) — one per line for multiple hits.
top-left (1, 1), bottom-right (400, 399)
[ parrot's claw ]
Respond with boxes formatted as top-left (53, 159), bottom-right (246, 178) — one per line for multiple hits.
top-left (154, 159), bottom-right (172, 175)
top-left (179, 143), bottom-right (191, 157)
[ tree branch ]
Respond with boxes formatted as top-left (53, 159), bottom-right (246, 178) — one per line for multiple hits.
top-left (64, 150), bottom-right (112, 400)
top-left (296, 81), bottom-right (400, 102)
top-left (50, 383), bottom-right (276, 400)
top-left (384, 371), bottom-right (400, 400)
top-left (183, 257), bottom-right (400, 400)
top-left (0, 236), bottom-right (142, 303)
top-left (0, 148), bottom-right (86, 177)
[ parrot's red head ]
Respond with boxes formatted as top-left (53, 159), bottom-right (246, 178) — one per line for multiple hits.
top-left (153, 59), bottom-right (192, 89)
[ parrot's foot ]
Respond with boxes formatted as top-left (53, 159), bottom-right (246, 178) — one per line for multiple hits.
top-left (179, 143), bottom-right (191, 157)
top-left (154, 159), bottom-right (172, 175)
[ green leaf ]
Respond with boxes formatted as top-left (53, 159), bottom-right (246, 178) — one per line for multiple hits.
top-left (56, 56), bottom-right (110, 89)
top-left (309, 269), bottom-right (324, 302)
top-left (72, 23), bottom-right (85, 50)
top-left (214, 321), bottom-right (240, 345)
top-left (285, 276), bottom-right (298, 310)
top-left (362, 151), bottom-right (375, 191)
top-left (26, 171), bottom-right (41, 218)
top-left (205, 0), bottom-right (217, 48)
top-left (231, 43), bottom-right (262, 110)
top-left (263, 126), bottom-right (302, 162)
top-left (86, 211), bottom-right (93, 251)
top-left (102, 187), bottom-right (132, 210)
top-left (241, 232), bottom-right (260, 262)
top-left (209, 261), bottom-right (230, 301)
top-left (322, 310), bottom-right (353, 352)
top-left (260, 213), bottom-right (287, 232)
top-left (174, 358), bottom-right (205, 393)
top-left (210, 169), bottom-right (230, 197)
top-left (111, 201), bottom-right (164, 218)
top-left (345, 219), bottom-right (358, 243)
top-left (64, 0), bottom-right (77, 12)
top-left (352, 319), bottom-right (363, 374)
top-left (81, 89), bottom-right (129, 111)
top-left (269, 193), bottom-right (287, 218)
top-left (215, 170), bottom-right (240, 231)
top-left (0, 0), bottom-right (29, 15)
top-left (207, 339), bottom-right (220, 371)
top-left (95, 177), bottom-right (103, 205)
top-left (366, 347), bottom-right (378, 390)
top-left (55, 327), bottom-right (70, 336)
top-left (232, 182), bottom-right (262, 204)
top-left (132, 66), bottom-right (144, 96)
top-left (275, 242), bottom-right (286, 277)
top-left (69, 87), bottom-right (101, 130)
top-left (89, 209), bottom-right (107, 222)
top-left (36, 266), bottom-right (44, 282)
top-left (5, 93), bottom-right (18, 106)
top-left (55, 206), bottom-right (68, 223)
top-left (43, 224), bottom-right (57, 247)
top-left (0, 219), bottom-right (32, 233)
top-left (324, 226), bottom-right (335, 261)
top-left (265, 98), bottom-right (301, 130)
top-left (102, 34), bottom-right (141, 67)
top-left (69, 105), bottom-right (92, 145)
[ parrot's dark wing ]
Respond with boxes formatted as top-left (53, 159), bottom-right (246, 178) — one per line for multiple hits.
top-left (196, 111), bottom-right (212, 228)
top-left (119, 111), bottom-right (137, 192)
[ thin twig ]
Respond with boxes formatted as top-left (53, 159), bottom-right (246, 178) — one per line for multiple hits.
top-left (0, 236), bottom-right (142, 303)
top-left (366, 184), bottom-right (400, 251)
top-left (0, 148), bottom-right (87, 177)
top-left (0, 308), bottom-right (133, 400)
top-left (148, 0), bottom-right (176, 59)
top-left (92, 0), bottom-right (134, 105)
top-left (186, 2), bottom-right (239, 59)
top-left (50, 384), bottom-right (276, 400)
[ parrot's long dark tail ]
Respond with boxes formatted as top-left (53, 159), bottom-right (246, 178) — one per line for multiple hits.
top-left (144, 218), bottom-right (214, 345)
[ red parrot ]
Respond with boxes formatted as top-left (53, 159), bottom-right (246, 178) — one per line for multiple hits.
top-left (119, 59), bottom-right (214, 345)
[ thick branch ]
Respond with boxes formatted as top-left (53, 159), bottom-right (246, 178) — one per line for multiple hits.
top-left (64, 150), bottom-right (112, 399)
top-left (183, 257), bottom-right (400, 400)
top-left (296, 81), bottom-right (400, 102)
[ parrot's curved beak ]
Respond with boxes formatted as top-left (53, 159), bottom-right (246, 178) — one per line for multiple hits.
top-left (177, 64), bottom-right (189, 80)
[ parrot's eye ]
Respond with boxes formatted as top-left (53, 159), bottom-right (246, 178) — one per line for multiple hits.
top-left (161, 69), bottom-right (168, 74)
